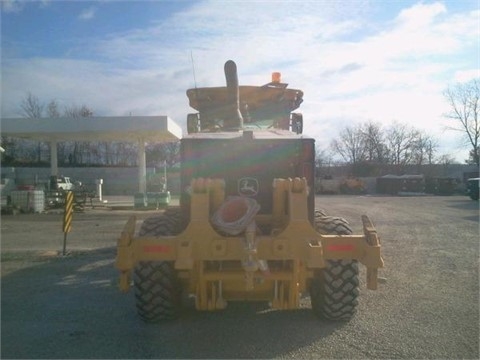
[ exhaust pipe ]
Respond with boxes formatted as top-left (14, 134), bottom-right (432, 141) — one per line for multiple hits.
top-left (223, 60), bottom-right (244, 130)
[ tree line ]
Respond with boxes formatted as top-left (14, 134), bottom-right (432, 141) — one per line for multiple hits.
top-left (317, 78), bottom-right (479, 175)
top-left (1, 79), bottom-right (478, 171)
top-left (317, 120), bottom-right (441, 176)
top-left (1, 93), bottom-right (179, 168)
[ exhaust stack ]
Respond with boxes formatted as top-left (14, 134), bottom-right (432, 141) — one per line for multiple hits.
top-left (223, 60), bottom-right (244, 130)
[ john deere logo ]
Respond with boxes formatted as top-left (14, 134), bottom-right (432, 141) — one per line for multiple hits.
top-left (238, 177), bottom-right (259, 197)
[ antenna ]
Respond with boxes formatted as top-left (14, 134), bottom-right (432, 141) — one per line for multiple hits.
top-left (190, 50), bottom-right (198, 89)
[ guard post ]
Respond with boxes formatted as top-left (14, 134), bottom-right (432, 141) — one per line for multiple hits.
top-left (62, 191), bottom-right (74, 256)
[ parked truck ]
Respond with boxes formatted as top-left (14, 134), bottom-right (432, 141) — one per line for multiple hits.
top-left (466, 177), bottom-right (479, 200)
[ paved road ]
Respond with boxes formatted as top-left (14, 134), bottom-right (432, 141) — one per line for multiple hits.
top-left (1, 195), bottom-right (478, 359)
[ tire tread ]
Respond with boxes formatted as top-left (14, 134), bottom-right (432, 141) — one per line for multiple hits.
top-left (310, 211), bottom-right (359, 321)
top-left (134, 212), bottom-right (182, 322)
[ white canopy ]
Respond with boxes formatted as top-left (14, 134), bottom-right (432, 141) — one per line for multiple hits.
top-left (1, 116), bottom-right (183, 193)
top-left (1, 116), bottom-right (182, 142)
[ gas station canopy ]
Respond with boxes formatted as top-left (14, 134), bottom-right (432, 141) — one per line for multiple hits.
top-left (1, 116), bottom-right (183, 193)
top-left (1, 116), bottom-right (182, 142)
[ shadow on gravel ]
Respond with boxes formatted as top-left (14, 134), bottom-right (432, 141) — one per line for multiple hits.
top-left (1, 248), bottom-right (346, 359)
top-left (444, 198), bottom-right (479, 222)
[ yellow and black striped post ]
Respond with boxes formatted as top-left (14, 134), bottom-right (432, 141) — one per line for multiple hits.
top-left (62, 191), bottom-right (74, 255)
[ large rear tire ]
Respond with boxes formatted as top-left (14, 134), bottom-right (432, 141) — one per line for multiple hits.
top-left (310, 213), bottom-right (359, 320)
top-left (134, 211), bottom-right (182, 322)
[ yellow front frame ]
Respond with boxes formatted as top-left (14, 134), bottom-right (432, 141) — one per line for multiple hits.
top-left (116, 177), bottom-right (384, 310)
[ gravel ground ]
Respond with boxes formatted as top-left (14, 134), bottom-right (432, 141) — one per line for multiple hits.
top-left (1, 195), bottom-right (478, 359)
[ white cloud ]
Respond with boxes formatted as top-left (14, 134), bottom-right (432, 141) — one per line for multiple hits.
top-left (1, 0), bottom-right (25, 13)
top-left (78, 6), bottom-right (96, 21)
top-left (39, 0), bottom-right (51, 8)
top-left (1, 1), bottom-right (478, 163)
top-left (453, 70), bottom-right (480, 83)
top-left (1, 0), bottom-right (52, 13)
top-left (396, 2), bottom-right (447, 28)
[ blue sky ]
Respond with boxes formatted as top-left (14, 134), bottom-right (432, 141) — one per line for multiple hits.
top-left (1, 0), bottom-right (479, 162)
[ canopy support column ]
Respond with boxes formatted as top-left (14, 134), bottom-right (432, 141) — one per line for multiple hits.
top-left (138, 139), bottom-right (147, 193)
top-left (49, 140), bottom-right (58, 176)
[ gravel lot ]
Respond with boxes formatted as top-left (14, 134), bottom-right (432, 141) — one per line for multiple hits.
top-left (1, 195), bottom-right (479, 359)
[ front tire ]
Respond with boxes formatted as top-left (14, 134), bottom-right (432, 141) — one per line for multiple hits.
top-left (134, 261), bottom-right (181, 322)
top-left (133, 212), bottom-right (182, 322)
top-left (310, 214), bottom-right (359, 320)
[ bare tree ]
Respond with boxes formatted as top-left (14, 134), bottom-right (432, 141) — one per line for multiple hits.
top-left (163, 142), bottom-right (180, 167)
top-left (384, 122), bottom-right (418, 166)
top-left (315, 146), bottom-right (333, 168)
top-left (331, 124), bottom-right (366, 164)
top-left (330, 120), bottom-right (442, 175)
top-left (46, 99), bottom-right (61, 118)
top-left (20, 92), bottom-right (47, 163)
top-left (437, 153), bottom-right (459, 166)
top-left (63, 104), bottom-right (94, 165)
top-left (443, 78), bottom-right (480, 166)
top-left (412, 131), bottom-right (438, 166)
top-left (114, 142), bottom-right (137, 166)
top-left (146, 141), bottom-right (180, 167)
top-left (315, 146), bottom-right (335, 178)
top-left (64, 104), bottom-right (93, 118)
top-left (360, 121), bottom-right (387, 163)
top-left (45, 99), bottom-right (66, 165)
top-left (20, 92), bottom-right (44, 118)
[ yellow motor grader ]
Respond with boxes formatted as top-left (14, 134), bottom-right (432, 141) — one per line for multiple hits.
top-left (115, 60), bottom-right (384, 322)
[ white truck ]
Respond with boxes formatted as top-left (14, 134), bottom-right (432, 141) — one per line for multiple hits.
top-left (51, 176), bottom-right (74, 191)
